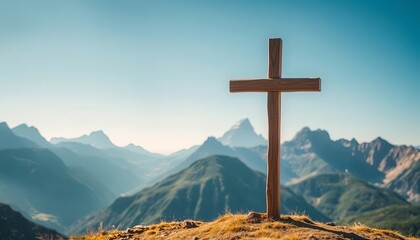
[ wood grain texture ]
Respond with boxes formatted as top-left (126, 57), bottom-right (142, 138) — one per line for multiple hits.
top-left (269, 38), bottom-right (282, 79)
top-left (230, 78), bottom-right (321, 93)
top-left (267, 38), bottom-right (281, 220)
top-left (267, 91), bottom-right (281, 219)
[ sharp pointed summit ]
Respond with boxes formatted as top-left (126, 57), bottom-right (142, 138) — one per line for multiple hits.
top-left (218, 118), bottom-right (267, 148)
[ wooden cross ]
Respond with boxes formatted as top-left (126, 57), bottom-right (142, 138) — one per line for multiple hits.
top-left (230, 38), bottom-right (321, 219)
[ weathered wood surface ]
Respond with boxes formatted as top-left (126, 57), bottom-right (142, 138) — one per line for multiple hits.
top-left (266, 38), bottom-right (282, 219)
top-left (229, 38), bottom-right (321, 220)
top-left (230, 78), bottom-right (321, 92)
top-left (267, 91), bottom-right (280, 219)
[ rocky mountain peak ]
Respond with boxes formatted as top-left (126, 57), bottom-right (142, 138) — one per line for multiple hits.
top-left (291, 127), bottom-right (331, 145)
top-left (371, 137), bottom-right (392, 149)
top-left (218, 119), bottom-right (266, 148)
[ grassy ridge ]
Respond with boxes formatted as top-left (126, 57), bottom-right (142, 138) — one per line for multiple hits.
top-left (72, 213), bottom-right (419, 240)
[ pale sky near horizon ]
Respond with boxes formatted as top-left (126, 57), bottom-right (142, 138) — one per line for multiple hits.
top-left (0, 0), bottom-right (419, 154)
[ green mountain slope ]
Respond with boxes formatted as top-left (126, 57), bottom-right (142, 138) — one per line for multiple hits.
top-left (342, 205), bottom-right (420, 236)
top-left (0, 148), bottom-right (110, 231)
top-left (69, 155), bottom-right (327, 235)
top-left (0, 202), bottom-right (66, 240)
top-left (289, 173), bottom-right (408, 221)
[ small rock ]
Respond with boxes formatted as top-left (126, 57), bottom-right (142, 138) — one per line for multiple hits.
top-left (183, 220), bottom-right (198, 228)
top-left (325, 222), bottom-right (336, 226)
top-left (127, 225), bottom-right (149, 234)
top-left (247, 212), bottom-right (263, 223)
top-left (192, 236), bottom-right (200, 240)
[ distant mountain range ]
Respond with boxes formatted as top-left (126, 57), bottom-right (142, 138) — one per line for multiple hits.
top-left (156, 122), bottom-right (419, 204)
top-left (0, 122), bottom-right (163, 232)
top-left (279, 127), bottom-right (420, 202)
top-left (0, 202), bottom-right (66, 240)
top-left (50, 130), bottom-right (163, 159)
top-left (11, 123), bottom-right (165, 193)
top-left (0, 119), bottom-right (419, 236)
top-left (69, 155), bottom-right (327, 235)
top-left (50, 130), bottom-right (118, 149)
top-left (0, 148), bottom-right (110, 232)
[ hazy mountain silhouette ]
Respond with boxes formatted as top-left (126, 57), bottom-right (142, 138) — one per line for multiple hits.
top-left (161, 137), bottom-right (270, 181)
top-left (123, 143), bottom-right (164, 159)
top-left (69, 155), bottom-right (327, 235)
top-left (0, 148), bottom-right (111, 232)
top-left (218, 118), bottom-right (266, 148)
top-left (51, 131), bottom-right (163, 161)
top-left (126, 144), bottom-right (202, 194)
top-left (289, 173), bottom-right (408, 221)
top-left (186, 137), bottom-right (237, 164)
top-left (52, 142), bottom-right (140, 196)
top-left (0, 202), bottom-right (66, 240)
top-left (167, 145), bottom-right (200, 161)
top-left (0, 122), bottom-right (38, 150)
top-left (12, 124), bottom-right (51, 148)
top-left (51, 130), bottom-right (163, 174)
top-left (1, 120), bottom-right (418, 235)
top-left (51, 130), bottom-right (117, 149)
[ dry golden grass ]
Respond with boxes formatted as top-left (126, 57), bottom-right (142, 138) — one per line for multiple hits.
top-left (71, 213), bottom-right (419, 240)
top-left (71, 230), bottom-right (117, 240)
top-left (352, 223), bottom-right (408, 240)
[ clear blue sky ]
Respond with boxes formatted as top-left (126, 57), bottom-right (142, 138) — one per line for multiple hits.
top-left (0, 0), bottom-right (419, 154)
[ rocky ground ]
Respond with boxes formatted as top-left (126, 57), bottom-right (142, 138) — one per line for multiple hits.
top-left (72, 212), bottom-right (419, 240)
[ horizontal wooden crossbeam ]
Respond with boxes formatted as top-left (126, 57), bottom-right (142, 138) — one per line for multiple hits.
top-left (230, 78), bottom-right (321, 93)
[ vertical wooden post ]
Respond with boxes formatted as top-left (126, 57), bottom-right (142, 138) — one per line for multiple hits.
top-left (266, 38), bottom-right (282, 219)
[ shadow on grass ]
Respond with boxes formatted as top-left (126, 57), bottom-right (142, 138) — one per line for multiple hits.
top-left (280, 217), bottom-right (368, 240)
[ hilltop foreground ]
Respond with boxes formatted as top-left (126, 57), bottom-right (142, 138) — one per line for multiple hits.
top-left (72, 213), bottom-right (418, 240)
